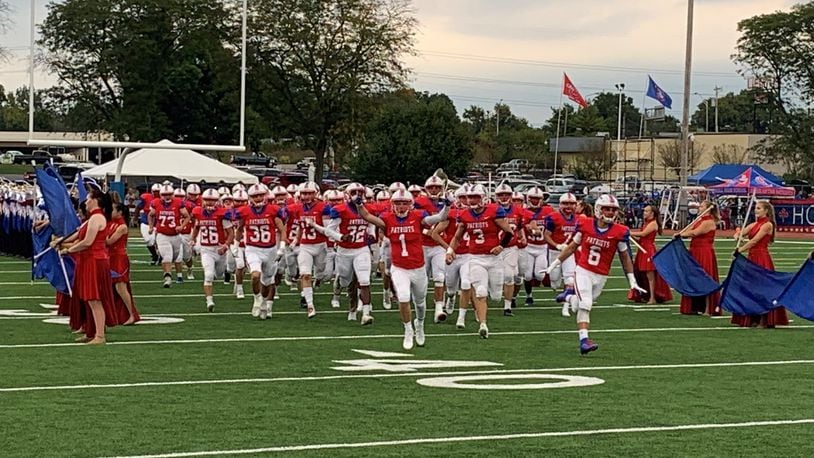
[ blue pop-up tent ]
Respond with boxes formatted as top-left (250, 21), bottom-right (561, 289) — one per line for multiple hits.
top-left (688, 164), bottom-right (784, 186)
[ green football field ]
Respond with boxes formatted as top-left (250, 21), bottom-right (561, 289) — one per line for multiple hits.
top-left (1, 235), bottom-right (814, 457)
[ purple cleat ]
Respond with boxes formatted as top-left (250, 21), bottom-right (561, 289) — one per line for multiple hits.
top-left (580, 338), bottom-right (598, 355)
top-left (556, 287), bottom-right (575, 303)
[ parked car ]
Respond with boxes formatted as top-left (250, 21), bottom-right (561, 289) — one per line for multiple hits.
top-left (497, 159), bottom-right (530, 171)
top-left (545, 177), bottom-right (576, 194)
top-left (230, 152), bottom-right (277, 167)
top-left (277, 171), bottom-right (308, 188)
top-left (57, 163), bottom-right (97, 183)
top-left (13, 150), bottom-right (64, 165)
top-left (296, 157), bottom-right (316, 170)
top-left (496, 170), bottom-right (522, 179)
top-left (0, 150), bottom-right (24, 164)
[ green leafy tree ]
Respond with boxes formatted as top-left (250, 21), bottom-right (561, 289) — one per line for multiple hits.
top-left (0, 86), bottom-right (61, 131)
top-left (350, 92), bottom-right (472, 184)
top-left (690, 90), bottom-right (772, 133)
top-left (462, 105), bottom-right (487, 134)
top-left (38, 0), bottom-right (242, 144)
top-left (568, 105), bottom-right (608, 136)
top-left (250, 0), bottom-right (417, 182)
top-left (733, 2), bottom-right (814, 179)
top-left (589, 92), bottom-right (643, 138)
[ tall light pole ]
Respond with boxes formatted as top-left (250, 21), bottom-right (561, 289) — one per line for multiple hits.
top-left (713, 86), bottom-right (722, 132)
top-left (693, 93), bottom-right (709, 132)
top-left (680, 0), bottom-right (694, 188)
top-left (496, 99), bottom-right (503, 136)
top-left (615, 83), bottom-right (625, 180)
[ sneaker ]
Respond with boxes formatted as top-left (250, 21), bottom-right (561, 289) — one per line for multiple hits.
top-left (347, 310), bottom-right (358, 321)
top-left (251, 298), bottom-right (262, 318)
top-left (223, 272), bottom-right (231, 285)
top-left (163, 276), bottom-right (172, 288)
top-left (561, 303), bottom-right (571, 317)
top-left (402, 326), bottom-right (414, 351)
top-left (434, 303), bottom-right (447, 323)
top-left (307, 306), bottom-right (316, 319)
top-left (299, 296), bottom-right (307, 309)
top-left (259, 301), bottom-right (269, 320)
top-left (235, 286), bottom-right (245, 300)
top-left (414, 319), bottom-right (426, 347)
top-left (478, 322), bottom-right (489, 339)
top-left (444, 295), bottom-right (455, 315)
top-left (579, 338), bottom-right (598, 355)
top-left (503, 309), bottom-right (514, 317)
top-left (332, 296), bottom-right (341, 309)
top-left (382, 294), bottom-right (392, 310)
top-left (361, 314), bottom-right (374, 326)
top-left (524, 296), bottom-right (534, 306)
top-left (187, 271), bottom-right (195, 280)
top-left (206, 302), bottom-right (214, 313)
top-left (511, 298), bottom-right (517, 308)
top-left (176, 276), bottom-right (184, 284)
top-left (456, 315), bottom-right (466, 329)
top-left (556, 287), bottom-right (575, 303)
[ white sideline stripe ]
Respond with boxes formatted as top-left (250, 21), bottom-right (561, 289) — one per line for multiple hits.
top-left (0, 304), bottom-right (682, 320)
top-left (5, 359), bottom-right (814, 394)
top-left (633, 308), bottom-right (670, 312)
top-left (1, 325), bottom-right (812, 349)
top-left (102, 418), bottom-right (814, 457)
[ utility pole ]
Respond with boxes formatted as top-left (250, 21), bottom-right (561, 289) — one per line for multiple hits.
top-left (680, 0), bottom-right (694, 188)
top-left (713, 86), bottom-right (722, 132)
top-left (615, 83), bottom-right (625, 181)
top-left (496, 99), bottom-right (503, 137)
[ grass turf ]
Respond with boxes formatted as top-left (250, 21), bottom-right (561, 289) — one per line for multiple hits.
top-left (1, 235), bottom-right (813, 457)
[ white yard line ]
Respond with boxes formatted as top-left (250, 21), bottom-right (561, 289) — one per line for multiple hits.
top-left (4, 359), bottom-right (814, 394)
top-left (0, 325), bottom-right (811, 349)
top-left (102, 418), bottom-right (814, 457)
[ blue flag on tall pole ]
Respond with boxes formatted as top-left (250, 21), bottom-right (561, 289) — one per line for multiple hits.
top-left (646, 76), bottom-right (673, 109)
top-left (74, 171), bottom-right (88, 203)
top-left (35, 163), bottom-right (80, 237)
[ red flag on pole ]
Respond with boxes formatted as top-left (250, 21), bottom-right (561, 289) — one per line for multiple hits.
top-left (563, 73), bottom-right (588, 108)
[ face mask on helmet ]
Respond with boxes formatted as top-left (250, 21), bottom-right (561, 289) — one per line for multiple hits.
top-left (467, 195), bottom-right (483, 209)
top-left (161, 194), bottom-right (173, 203)
top-left (560, 201), bottom-right (576, 215)
top-left (203, 199), bottom-right (218, 211)
top-left (251, 194), bottom-right (266, 206)
top-left (393, 200), bottom-right (412, 217)
top-left (300, 190), bottom-right (316, 204)
top-left (425, 185), bottom-right (443, 198)
top-left (496, 192), bottom-right (512, 205)
top-left (599, 206), bottom-right (617, 224)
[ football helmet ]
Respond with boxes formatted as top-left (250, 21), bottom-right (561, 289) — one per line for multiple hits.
top-left (248, 184), bottom-right (268, 207)
top-left (345, 182), bottom-right (365, 199)
top-left (391, 189), bottom-right (414, 217)
top-left (202, 188), bottom-right (219, 211)
top-left (173, 188), bottom-right (186, 198)
top-left (495, 183), bottom-right (513, 204)
top-left (594, 194), bottom-right (620, 223)
top-left (376, 190), bottom-right (391, 202)
top-left (151, 183), bottom-right (162, 193)
top-left (160, 184), bottom-right (175, 202)
top-left (389, 182), bottom-right (407, 193)
top-left (525, 187), bottom-right (547, 208)
top-left (465, 184), bottom-right (487, 209)
top-left (186, 184), bottom-right (201, 196)
top-left (424, 175), bottom-right (444, 197)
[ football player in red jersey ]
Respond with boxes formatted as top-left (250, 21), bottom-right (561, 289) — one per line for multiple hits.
top-left (138, 183), bottom-right (162, 265)
top-left (374, 190), bottom-right (395, 309)
top-left (493, 183), bottom-right (527, 316)
top-left (544, 192), bottom-right (580, 317)
top-left (287, 181), bottom-right (331, 318)
top-left (446, 184), bottom-right (514, 339)
top-left (545, 194), bottom-right (646, 355)
top-left (511, 191), bottom-right (529, 310)
top-left (357, 189), bottom-right (449, 350)
top-left (414, 175), bottom-right (449, 323)
top-left (431, 185), bottom-right (473, 329)
top-left (148, 184), bottom-right (191, 287)
top-left (322, 190), bottom-right (345, 308)
top-left (236, 184), bottom-right (288, 320)
top-left (180, 184), bottom-right (202, 280)
top-left (520, 186), bottom-right (553, 305)
top-left (190, 189), bottom-right (235, 312)
top-left (229, 190), bottom-right (249, 299)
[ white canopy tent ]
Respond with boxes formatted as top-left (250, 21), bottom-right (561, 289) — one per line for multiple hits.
top-left (82, 140), bottom-right (258, 184)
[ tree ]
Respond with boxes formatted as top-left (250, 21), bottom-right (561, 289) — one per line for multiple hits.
top-left (462, 105), bottom-right (487, 134)
top-left (711, 144), bottom-right (750, 164)
top-left (567, 105), bottom-right (608, 136)
top-left (567, 152), bottom-right (613, 181)
top-left (0, 85), bottom-right (61, 131)
top-left (250, 0), bottom-right (417, 182)
top-left (658, 140), bottom-right (702, 176)
top-left (39, 0), bottom-right (242, 144)
top-left (690, 90), bottom-right (772, 133)
top-left (733, 2), bottom-right (814, 179)
top-left (589, 92), bottom-right (643, 138)
top-left (350, 92), bottom-right (472, 184)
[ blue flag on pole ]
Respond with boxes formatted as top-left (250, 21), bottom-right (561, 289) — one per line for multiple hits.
top-left (646, 76), bottom-right (673, 109)
top-left (653, 239), bottom-right (722, 296)
top-left (35, 163), bottom-right (80, 237)
top-left (775, 257), bottom-right (814, 321)
top-left (74, 171), bottom-right (88, 203)
top-left (719, 254), bottom-right (795, 316)
top-left (32, 225), bottom-right (75, 295)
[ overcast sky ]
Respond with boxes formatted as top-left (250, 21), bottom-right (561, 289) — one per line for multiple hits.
top-left (0, 0), bottom-right (799, 126)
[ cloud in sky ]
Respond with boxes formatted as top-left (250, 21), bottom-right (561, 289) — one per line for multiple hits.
top-left (0, 0), bottom-right (800, 126)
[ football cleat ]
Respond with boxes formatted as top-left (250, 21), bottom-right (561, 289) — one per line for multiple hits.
top-left (414, 319), bottom-right (426, 347)
top-left (259, 301), bottom-right (269, 320)
top-left (561, 303), bottom-right (571, 317)
top-left (456, 314), bottom-right (466, 329)
top-left (478, 322), bottom-right (489, 339)
top-left (361, 315), bottom-right (374, 326)
top-left (503, 309), bottom-right (514, 317)
top-left (524, 296), bottom-right (534, 306)
top-left (511, 298), bottom-right (517, 309)
top-left (402, 326), bottom-right (415, 351)
top-left (251, 300), bottom-right (261, 318)
top-left (580, 338), bottom-right (598, 355)
top-left (235, 286), bottom-right (245, 300)
top-left (382, 294), bottom-right (392, 310)
top-left (206, 303), bottom-right (214, 313)
top-left (307, 306), bottom-right (316, 319)
top-left (299, 296), bottom-right (307, 309)
top-left (176, 276), bottom-right (184, 284)
top-left (163, 276), bottom-right (172, 288)
top-left (186, 271), bottom-right (194, 280)
top-left (332, 296), bottom-right (341, 309)
top-left (347, 310), bottom-right (358, 321)
top-left (556, 287), bottom-right (575, 303)
top-left (444, 295), bottom-right (456, 315)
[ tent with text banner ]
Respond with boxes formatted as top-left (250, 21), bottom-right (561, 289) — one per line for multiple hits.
top-left (708, 166), bottom-right (795, 197)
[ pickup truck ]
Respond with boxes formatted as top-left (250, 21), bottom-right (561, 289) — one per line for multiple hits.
top-left (230, 152), bottom-right (276, 167)
top-left (13, 150), bottom-right (64, 165)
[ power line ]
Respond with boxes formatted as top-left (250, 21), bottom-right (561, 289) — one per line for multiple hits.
top-left (419, 50), bottom-right (743, 79)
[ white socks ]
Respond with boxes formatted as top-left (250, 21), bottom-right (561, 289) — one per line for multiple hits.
top-left (303, 287), bottom-right (314, 306)
top-left (579, 329), bottom-right (589, 340)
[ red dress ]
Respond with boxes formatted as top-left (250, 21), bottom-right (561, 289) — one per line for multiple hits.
top-left (74, 209), bottom-right (123, 332)
top-left (731, 217), bottom-right (788, 327)
top-left (679, 215), bottom-right (720, 315)
top-left (630, 219), bottom-right (673, 303)
top-left (107, 217), bottom-right (140, 324)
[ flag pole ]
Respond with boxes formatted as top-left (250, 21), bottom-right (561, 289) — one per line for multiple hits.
top-left (638, 82), bottom-right (647, 140)
top-left (553, 74), bottom-right (564, 177)
top-left (735, 191), bottom-right (757, 251)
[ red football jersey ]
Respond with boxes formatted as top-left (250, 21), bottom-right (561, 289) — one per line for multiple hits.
top-left (179, 198), bottom-right (198, 235)
top-left (328, 203), bottom-right (370, 249)
top-left (192, 206), bottom-right (229, 246)
top-left (151, 198), bottom-right (185, 236)
top-left (288, 201), bottom-right (329, 245)
top-left (524, 205), bottom-right (555, 246)
top-left (238, 204), bottom-right (285, 248)
top-left (545, 210), bottom-right (579, 249)
top-left (499, 204), bottom-right (524, 248)
top-left (456, 204), bottom-right (507, 255)
top-left (575, 219), bottom-right (630, 276)
top-left (381, 210), bottom-right (427, 269)
top-left (414, 196), bottom-right (443, 247)
top-left (445, 208), bottom-right (469, 255)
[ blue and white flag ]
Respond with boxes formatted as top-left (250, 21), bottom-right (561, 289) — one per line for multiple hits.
top-left (74, 171), bottom-right (88, 202)
top-left (646, 76), bottom-right (673, 109)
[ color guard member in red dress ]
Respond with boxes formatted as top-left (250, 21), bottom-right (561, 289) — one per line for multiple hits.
top-left (106, 202), bottom-right (140, 325)
top-left (677, 201), bottom-right (721, 316)
top-left (732, 200), bottom-right (788, 327)
top-left (629, 205), bottom-right (673, 305)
